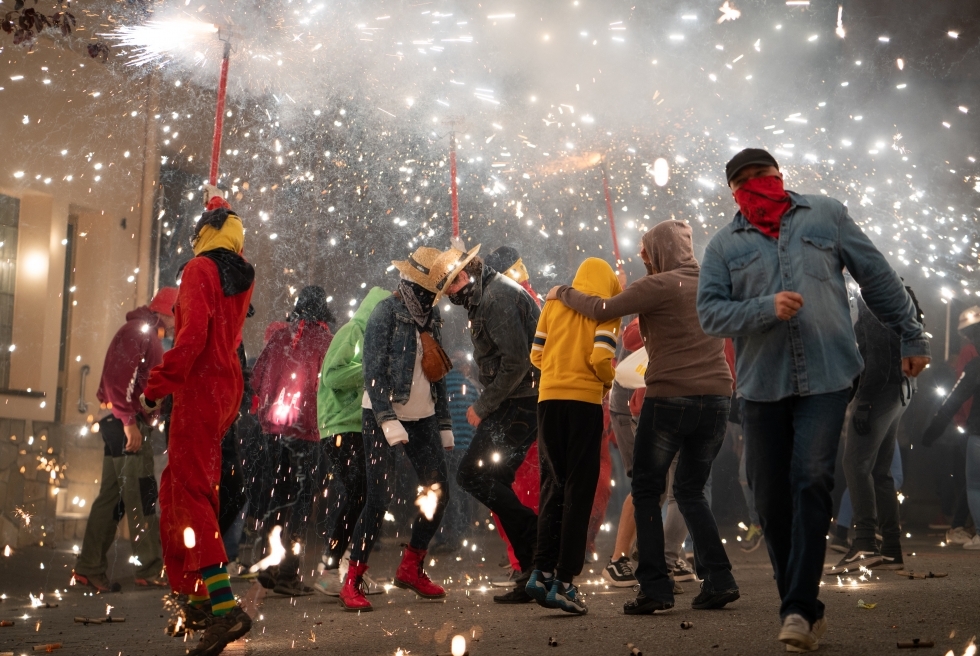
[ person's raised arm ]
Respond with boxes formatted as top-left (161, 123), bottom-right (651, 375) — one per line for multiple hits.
top-left (556, 278), bottom-right (659, 322)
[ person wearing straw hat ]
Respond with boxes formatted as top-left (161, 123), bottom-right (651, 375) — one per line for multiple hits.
top-left (338, 243), bottom-right (477, 611)
top-left (445, 246), bottom-right (541, 604)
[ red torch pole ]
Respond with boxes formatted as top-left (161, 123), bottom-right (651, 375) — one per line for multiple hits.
top-left (601, 162), bottom-right (623, 272)
top-left (208, 40), bottom-right (232, 186)
top-left (449, 128), bottom-right (459, 239)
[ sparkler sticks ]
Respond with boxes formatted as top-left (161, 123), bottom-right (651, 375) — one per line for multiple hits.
top-left (209, 38), bottom-right (232, 186)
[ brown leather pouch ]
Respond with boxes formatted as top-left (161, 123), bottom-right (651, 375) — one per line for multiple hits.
top-left (419, 330), bottom-right (453, 382)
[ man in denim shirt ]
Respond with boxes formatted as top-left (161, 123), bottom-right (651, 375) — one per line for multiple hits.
top-left (697, 148), bottom-right (930, 653)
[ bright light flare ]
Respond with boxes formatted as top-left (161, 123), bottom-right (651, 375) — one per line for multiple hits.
top-left (103, 18), bottom-right (219, 66)
top-left (250, 525), bottom-right (286, 572)
top-left (652, 158), bottom-right (670, 186)
top-left (451, 635), bottom-right (467, 656)
top-left (415, 484), bottom-right (442, 521)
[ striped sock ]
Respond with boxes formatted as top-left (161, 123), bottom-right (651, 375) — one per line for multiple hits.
top-left (187, 592), bottom-right (209, 609)
top-left (200, 564), bottom-right (236, 617)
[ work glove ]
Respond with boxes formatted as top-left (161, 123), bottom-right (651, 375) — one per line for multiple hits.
top-left (852, 403), bottom-right (872, 436)
top-left (139, 393), bottom-right (158, 415)
top-left (440, 430), bottom-right (455, 450)
top-left (381, 420), bottom-right (409, 446)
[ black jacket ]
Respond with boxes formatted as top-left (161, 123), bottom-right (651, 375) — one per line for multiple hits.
top-left (465, 266), bottom-right (540, 418)
top-left (854, 296), bottom-right (906, 405)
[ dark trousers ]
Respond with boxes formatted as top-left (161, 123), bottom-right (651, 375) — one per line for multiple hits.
top-left (457, 396), bottom-right (539, 571)
top-left (350, 411), bottom-right (449, 562)
top-left (260, 435), bottom-right (321, 548)
top-left (742, 389), bottom-right (850, 624)
top-left (632, 396), bottom-right (735, 602)
top-left (534, 399), bottom-right (604, 583)
top-left (843, 387), bottom-right (907, 548)
top-left (318, 431), bottom-right (367, 565)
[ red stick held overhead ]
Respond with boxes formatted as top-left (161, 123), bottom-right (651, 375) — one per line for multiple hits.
top-left (209, 40), bottom-right (232, 186)
top-left (601, 163), bottom-right (623, 271)
top-left (450, 129), bottom-right (459, 238)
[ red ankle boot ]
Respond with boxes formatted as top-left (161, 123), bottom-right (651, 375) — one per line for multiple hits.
top-left (339, 561), bottom-right (372, 611)
top-left (394, 545), bottom-right (446, 599)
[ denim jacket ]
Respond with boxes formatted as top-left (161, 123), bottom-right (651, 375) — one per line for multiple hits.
top-left (697, 191), bottom-right (930, 403)
top-left (465, 267), bottom-right (540, 418)
top-left (362, 294), bottom-right (452, 430)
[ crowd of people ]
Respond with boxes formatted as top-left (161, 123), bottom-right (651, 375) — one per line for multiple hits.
top-left (69, 148), bottom-right (980, 656)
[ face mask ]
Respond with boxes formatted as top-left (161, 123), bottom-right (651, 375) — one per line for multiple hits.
top-left (733, 175), bottom-right (790, 239)
top-left (447, 281), bottom-right (475, 307)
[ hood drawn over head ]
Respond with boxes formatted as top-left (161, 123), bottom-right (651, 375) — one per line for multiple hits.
top-left (642, 220), bottom-right (697, 274)
top-left (571, 257), bottom-right (622, 299)
top-left (353, 287), bottom-right (391, 329)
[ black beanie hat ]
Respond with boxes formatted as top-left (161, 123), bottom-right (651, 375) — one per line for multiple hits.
top-left (291, 285), bottom-right (334, 324)
top-left (725, 148), bottom-right (780, 183)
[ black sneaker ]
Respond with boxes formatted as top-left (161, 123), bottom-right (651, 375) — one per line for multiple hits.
top-left (623, 591), bottom-right (673, 615)
top-left (602, 556), bottom-right (637, 587)
top-left (826, 543), bottom-right (883, 575)
top-left (273, 577), bottom-right (315, 596)
top-left (670, 559), bottom-right (697, 582)
top-left (187, 605), bottom-right (252, 656)
top-left (691, 582), bottom-right (740, 609)
top-left (879, 547), bottom-right (904, 570)
top-left (494, 570), bottom-right (533, 603)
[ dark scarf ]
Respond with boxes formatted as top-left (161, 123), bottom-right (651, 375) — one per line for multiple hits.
top-left (199, 248), bottom-right (255, 297)
top-left (398, 279), bottom-right (436, 330)
top-left (448, 265), bottom-right (492, 309)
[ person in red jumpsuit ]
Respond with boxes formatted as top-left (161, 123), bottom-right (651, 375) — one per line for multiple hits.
top-left (141, 185), bottom-right (254, 656)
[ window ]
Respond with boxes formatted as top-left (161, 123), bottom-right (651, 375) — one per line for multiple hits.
top-left (0, 194), bottom-right (19, 388)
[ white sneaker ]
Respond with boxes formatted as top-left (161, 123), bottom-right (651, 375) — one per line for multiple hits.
top-left (963, 535), bottom-right (980, 550)
top-left (785, 616), bottom-right (827, 652)
top-left (946, 527), bottom-right (974, 545)
top-left (779, 614), bottom-right (816, 652)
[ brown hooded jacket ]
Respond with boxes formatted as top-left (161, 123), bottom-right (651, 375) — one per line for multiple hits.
top-left (556, 220), bottom-right (733, 398)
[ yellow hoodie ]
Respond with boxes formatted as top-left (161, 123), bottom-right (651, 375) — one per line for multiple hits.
top-left (532, 257), bottom-right (622, 404)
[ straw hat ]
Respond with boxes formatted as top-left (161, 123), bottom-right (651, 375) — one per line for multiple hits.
top-left (959, 306), bottom-right (980, 332)
top-left (392, 243), bottom-right (481, 301)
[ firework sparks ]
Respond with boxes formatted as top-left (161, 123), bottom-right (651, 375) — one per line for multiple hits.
top-left (103, 18), bottom-right (219, 67)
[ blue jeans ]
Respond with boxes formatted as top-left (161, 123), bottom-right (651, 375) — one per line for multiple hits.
top-left (350, 411), bottom-right (449, 562)
top-left (632, 396), bottom-right (735, 603)
top-left (966, 435), bottom-right (980, 530)
top-left (742, 389), bottom-right (850, 624)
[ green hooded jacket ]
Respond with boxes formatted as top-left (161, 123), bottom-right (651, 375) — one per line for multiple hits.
top-left (317, 286), bottom-right (390, 437)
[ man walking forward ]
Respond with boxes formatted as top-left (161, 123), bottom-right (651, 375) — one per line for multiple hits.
top-left (697, 149), bottom-right (929, 652)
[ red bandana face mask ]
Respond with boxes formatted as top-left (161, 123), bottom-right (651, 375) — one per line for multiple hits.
top-left (733, 175), bottom-right (791, 239)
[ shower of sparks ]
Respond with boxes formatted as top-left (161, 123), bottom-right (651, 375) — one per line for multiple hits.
top-left (102, 18), bottom-right (219, 67)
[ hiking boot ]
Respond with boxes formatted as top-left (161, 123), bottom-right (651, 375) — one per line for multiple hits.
top-left (778, 614), bottom-right (815, 652)
top-left (71, 570), bottom-right (111, 593)
top-left (493, 571), bottom-right (533, 604)
top-left (623, 591), bottom-right (673, 615)
top-left (547, 581), bottom-right (587, 615)
top-left (524, 570), bottom-right (556, 608)
top-left (740, 524), bottom-right (764, 553)
top-left (785, 616), bottom-right (827, 653)
top-left (186, 604), bottom-right (252, 656)
top-left (692, 581), bottom-right (740, 609)
top-left (339, 561), bottom-right (372, 611)
top-left (393, 545), bottom-right (446, 598)
top-left (182, 602), bottom-right (213, 631)
top-left (670, 558), bottom-right (697, 582)
top-left (826, 543), bottom-right (883, 575)
top-left (602, 556), bottom-right (637, 587)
